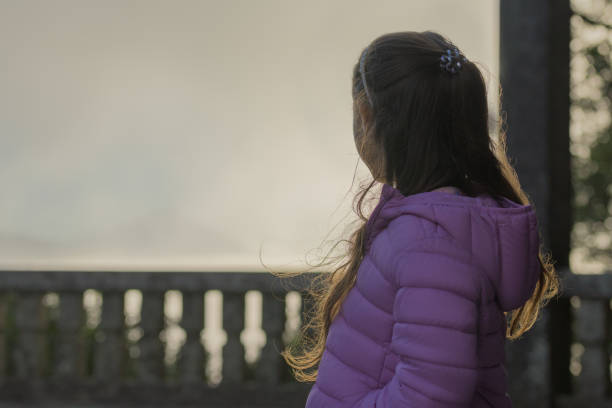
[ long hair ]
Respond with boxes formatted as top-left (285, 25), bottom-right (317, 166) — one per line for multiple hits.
top-left (272, 30), bottom-right (559, 383)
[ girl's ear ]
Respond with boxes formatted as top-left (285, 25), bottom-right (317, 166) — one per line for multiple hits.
top-left (352, 103), bottom-right (386, 183)
top-left (352, 98), bottom-right (372, 147)
top-left (356, 97), bottom-right (373, 126)
top-left (352, 101), bottom-right (368, 152)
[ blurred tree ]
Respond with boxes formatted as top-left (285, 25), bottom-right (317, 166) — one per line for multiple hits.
top-left (569, 0), bottom-right (612, 268)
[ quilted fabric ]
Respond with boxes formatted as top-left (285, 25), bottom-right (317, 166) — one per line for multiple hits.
top-left (304, 182), bottom-right (540, 407)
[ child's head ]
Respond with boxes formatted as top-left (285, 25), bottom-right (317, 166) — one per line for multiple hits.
top-left (351, 30), bottom-right (497, 197)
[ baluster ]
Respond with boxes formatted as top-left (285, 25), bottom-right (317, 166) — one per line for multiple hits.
top-left (222, 291), bottom-right (245, 383)
top-left (13, 291), bottom-right (45, 379)
top-left (178, 291), bottom-right (205, 383)
top-left (256, 291), bottom-right (285, 384)
top-left (136, 291), bottom-right (165, 382)
top-left (53, 291), bottom-right (84, 379)
top-left (573, 298), bottom-right (608, 396)
top-left (94, 291), bottom-right (124, 382)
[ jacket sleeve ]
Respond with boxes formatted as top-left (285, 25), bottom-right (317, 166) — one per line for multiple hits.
top-left (357, 245), bottom-right (481, 407)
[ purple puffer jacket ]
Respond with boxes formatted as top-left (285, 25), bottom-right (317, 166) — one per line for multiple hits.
top-left (305, 182), bottom-right (540, 407)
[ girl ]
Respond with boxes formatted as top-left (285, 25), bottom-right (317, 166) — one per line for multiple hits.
top-left (281, 31), bottom-right (559, 407)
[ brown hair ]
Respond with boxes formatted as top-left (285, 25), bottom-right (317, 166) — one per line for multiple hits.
top-left (268, 30), bottom-right (559, 383)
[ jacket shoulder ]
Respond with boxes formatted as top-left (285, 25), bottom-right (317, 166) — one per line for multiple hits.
top-left (368, 213), bottom-right (482, 295)
top-left (367, 214), bottom-right (424, 266)
top-left (370, 213), bottom-right (442, 256)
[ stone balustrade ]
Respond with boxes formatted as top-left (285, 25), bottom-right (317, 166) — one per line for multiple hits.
top-left (0, 268), bottom-right (610, 407)
top-left (0, 271), bottom-right (316, 406)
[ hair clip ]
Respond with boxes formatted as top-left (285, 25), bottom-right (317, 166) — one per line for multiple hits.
top-left (440, 47), bottom-right (468, 75)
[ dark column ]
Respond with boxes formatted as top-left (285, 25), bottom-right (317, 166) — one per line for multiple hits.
top-left (499, 0), bottom-right (572, 407)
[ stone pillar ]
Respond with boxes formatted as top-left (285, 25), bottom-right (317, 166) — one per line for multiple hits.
top-left (499, 0), bottom-right (572, 405)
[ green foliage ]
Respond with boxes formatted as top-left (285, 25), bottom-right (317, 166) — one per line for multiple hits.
top-left (570, 1), bottom-right (612, 265)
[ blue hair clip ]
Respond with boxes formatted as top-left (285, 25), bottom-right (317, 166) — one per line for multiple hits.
top-left (359, 46), bottom-right (374, 106)
top-left (440, 47), bottom-right (468, 75)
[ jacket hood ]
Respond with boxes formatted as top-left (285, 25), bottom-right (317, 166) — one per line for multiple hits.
top-left (365, 183), bottom-right (541, 311)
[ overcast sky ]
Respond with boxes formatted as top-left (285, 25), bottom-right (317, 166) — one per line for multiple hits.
top-left (0, 0), bottom-right (499, 271)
